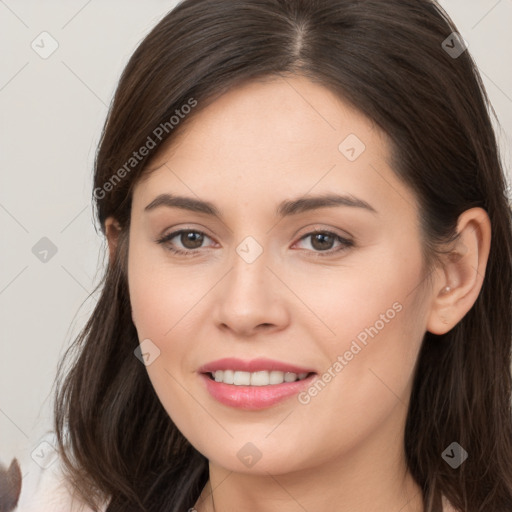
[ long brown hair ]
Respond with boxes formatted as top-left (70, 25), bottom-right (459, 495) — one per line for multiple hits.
top-left (53, 1), bottom-right (512, 510)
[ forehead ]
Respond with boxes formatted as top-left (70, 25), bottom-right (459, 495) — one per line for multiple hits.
top-left (132, 75), bottom-right (417, 221)
top-left (150, 75), bottom-right (386, 164)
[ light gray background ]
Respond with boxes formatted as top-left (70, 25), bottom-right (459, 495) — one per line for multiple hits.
top-left (1, 0), bottom-right (511, 464)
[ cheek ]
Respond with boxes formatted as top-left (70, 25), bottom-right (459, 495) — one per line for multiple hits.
top-left (127, 237), bottom-right (201, 342)
top-left (292, 243), bottom-right (424, 359)
top-left (129, 277), bottom-right (194, 340)
top-left (296, 257), bottom-right (427, 443)
top-left (128, 272), bottom-right (198, 435)
top-left (127, 242), bottom-right (212, 424)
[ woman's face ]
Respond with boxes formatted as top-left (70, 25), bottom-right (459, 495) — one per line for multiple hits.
top-left (127, 75), bottom-right (434, 475)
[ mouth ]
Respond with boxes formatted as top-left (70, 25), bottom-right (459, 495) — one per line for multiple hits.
top-left (197, 358), bottom-right (318, 410)
top-left (204, 369), bottom-right (314, 386)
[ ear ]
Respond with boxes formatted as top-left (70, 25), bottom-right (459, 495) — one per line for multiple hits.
top-left (104, 217), bottom-right (137, 326)
top-left (104, 216), bottom-right (122, 263)
top-left (426, 207), bottom-right (491, 335)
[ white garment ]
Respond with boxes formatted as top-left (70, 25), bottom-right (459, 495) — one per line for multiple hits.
top-left (12, 433), bottom-right (109, 512)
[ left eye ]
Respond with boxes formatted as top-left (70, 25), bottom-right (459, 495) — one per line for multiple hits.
top-left (294, 231), bottom-right (353, 255)
top-left (156, 229), bottom-right (353, 257)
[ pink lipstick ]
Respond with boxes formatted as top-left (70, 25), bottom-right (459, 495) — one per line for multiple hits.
top-left (198, 357), bottom-right (317, 410)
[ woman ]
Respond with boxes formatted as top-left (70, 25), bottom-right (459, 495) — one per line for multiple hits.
top-left (7, 0), bottom-right (512, 511)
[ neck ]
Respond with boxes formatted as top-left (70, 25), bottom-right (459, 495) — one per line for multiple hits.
top-left (194, 412), bottom-right (424, 512)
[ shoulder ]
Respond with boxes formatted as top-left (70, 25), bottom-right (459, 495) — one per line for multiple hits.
top-left (1, 433), bottom-right (109, 512)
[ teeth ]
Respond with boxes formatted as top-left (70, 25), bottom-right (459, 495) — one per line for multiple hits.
top-left (269, 371), bottom-right (284, 385)
top-left (223, 369), bottom-right (234, 384)
top-left (234, 371), bottom-right (251, 385)
top-left (251, 371), bottom-right (270, 386)
top-left (211, 370), bottom-right (310, 385)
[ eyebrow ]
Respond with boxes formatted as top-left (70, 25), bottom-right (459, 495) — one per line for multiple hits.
top-left (144, 192), bottom-right (378, 217)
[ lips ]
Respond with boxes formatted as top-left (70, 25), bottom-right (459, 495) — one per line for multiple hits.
top-left (198, 357), bottom-right (317, 410)
top-left (198, 357), bottom-right (315, 374)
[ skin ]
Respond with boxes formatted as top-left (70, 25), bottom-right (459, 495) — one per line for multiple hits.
top-left (105, 75), bottom-right (490, 512)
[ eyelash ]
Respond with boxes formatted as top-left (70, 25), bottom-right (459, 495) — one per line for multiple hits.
top-left (155, 229), bottom-right (354, 258)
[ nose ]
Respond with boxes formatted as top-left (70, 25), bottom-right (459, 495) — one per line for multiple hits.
top-left (213, 243), bottom-right (290, 338)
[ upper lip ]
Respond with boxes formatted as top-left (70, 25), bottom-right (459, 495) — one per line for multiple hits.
top-left (198, 357), bottom-right (316, 374)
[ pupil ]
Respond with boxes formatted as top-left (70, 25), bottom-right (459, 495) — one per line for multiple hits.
top-left (312, 233), bottom-right (333, 250)
top-left (183, 231), bottom-right (203, 249)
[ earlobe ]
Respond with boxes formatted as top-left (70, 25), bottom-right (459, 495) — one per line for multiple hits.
top-left (104, 216), bottom-right (122, 262)
top-left (426, 207), bottom-right (491, 335)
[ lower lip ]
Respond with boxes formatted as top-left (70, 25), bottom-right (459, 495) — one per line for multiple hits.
top-left (200, 373), bottom-right (316, 410)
